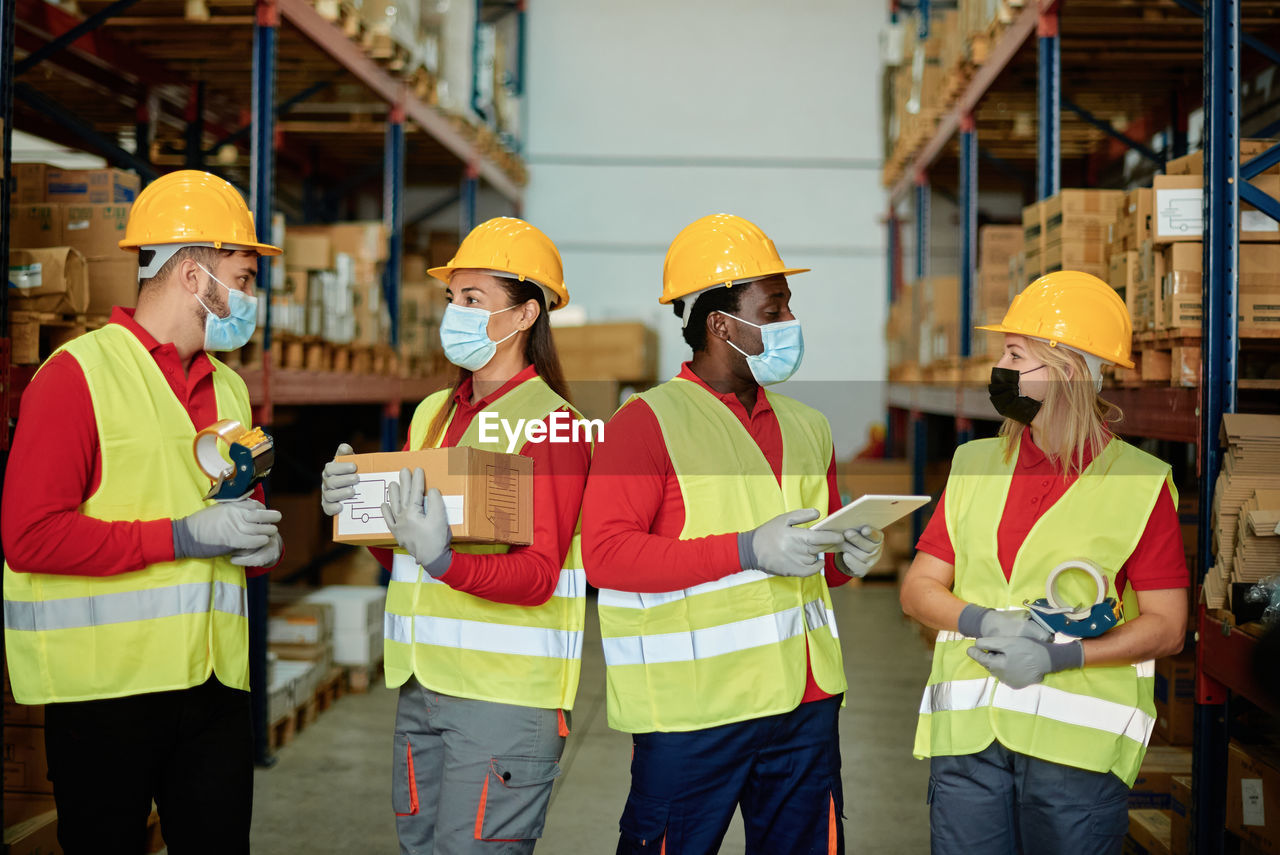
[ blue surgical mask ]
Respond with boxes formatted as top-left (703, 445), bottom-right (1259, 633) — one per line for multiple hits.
top-left (719, 312), bottom-right (805, 385)
top-left (195, 263), bottom-right (257, 351)
top-left (439, 303), bottom-right (520, 371)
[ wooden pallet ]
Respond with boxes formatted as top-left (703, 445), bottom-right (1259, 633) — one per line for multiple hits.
top-left (9, 311), bottom-right (109, 365)
top-left (345, 659), bottom-right (384, 694)
top-left (268, 711), bottom-right (297, 751)
top-left (315, 666), bottom-right (345, 713)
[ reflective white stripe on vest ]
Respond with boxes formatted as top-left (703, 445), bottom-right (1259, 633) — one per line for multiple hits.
top-left (597, 569), bottom-right (769, 610)
top-left (383, 613), bottom-right (583, 660)
top-left (4, 580), bottom-right (245, 632)
top-left (919, 676), bottom-right (1155, 743)
top-left (391, 554), bottom-right (586, 599)
top-left (602, 598), bottom-right (832, 667)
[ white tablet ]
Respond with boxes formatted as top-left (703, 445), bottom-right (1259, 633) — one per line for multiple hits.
top-left (812, 494), bottom-right (932, 533)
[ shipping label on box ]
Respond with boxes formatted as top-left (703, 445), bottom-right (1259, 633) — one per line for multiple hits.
top-left (64, 204), bottom-right (131, 257)
top-left (10, 246), bottom-right (89, 314)
top-left (1241, 295), bottom-right (1280, 328)
top-left (332, 448), bottom-right (533, 547)
top-left (1154, 175), bottom-right (1280, 242)
top-left (1227, 741), bottom-right (1280, 853)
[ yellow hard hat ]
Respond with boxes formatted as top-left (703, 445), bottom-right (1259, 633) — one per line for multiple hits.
top-left (660, 214), bottom-right (809, 305)
top-left (977, 270), bottom-right (1135, 369)
top-left (428, 217), bottom-right (569, 310)
top-left (118, 170), bottom-right (281, 256)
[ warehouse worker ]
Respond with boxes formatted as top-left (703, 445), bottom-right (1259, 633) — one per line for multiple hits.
top-left (319, 218), bottom-right (589, 853)
top-left (582, 213), bottom-right (885, 853)
top-left (1, 170), bottom-right (283, 855)
top-left (900, 271), bottom-right (1189, 854)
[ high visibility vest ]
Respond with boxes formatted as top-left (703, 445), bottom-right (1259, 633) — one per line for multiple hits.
top-left (3, 324), bottom-right (252, 705)
top-left (914, 435), bottom-right (1174, 786)
top-left (596, 378), bottom-right (846, 734)
top-left (383, 374), bottom-right (588, 711)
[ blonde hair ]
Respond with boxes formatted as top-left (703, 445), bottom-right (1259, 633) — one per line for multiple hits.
top-left (998, 337), bottom-right (1123, 476)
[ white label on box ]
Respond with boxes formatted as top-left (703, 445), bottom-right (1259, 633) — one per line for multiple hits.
top-left (1156, 188), bottom-right (1204, 237)
top-left (11, 263), bottom-right (42, 289)
top-left (66, 219), bottom-right (89, 231)
top-left (1242, 778), bottom-right (1265, 826)
top-left (1241, 210), bottom-right (1280, 233)
top-left (336, 471), bottom-right (463, 536)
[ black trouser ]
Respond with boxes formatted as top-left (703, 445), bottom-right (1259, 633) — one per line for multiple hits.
top-left (43, 676), bottom-right (253, 855)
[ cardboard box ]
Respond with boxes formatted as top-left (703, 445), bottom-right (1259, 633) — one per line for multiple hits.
top-left (325, 222), bottom-right (389, 262)
top-left (1228, 741), bottom-right (1280, 853)
top-left (1022, 202), bottom-right (1044, 256)
top-left (1243, 244), bottom-right (1280, 276)
top-left (567, 380), bottom-right (623, 423)
top-left (10, 205), bottom-right (62, 248)
top-left (1043, 237), bottom-right (1108, 277)
top-left (1131, 746), bottom-right (1192, 810)
top-left (553, 322), bottom-right (659, 382)
top-left (86, 256), bottom-right (138, 315)
top-left (1043, 189), bottom-right (1124, 236)
top-left (11, 164), bottom-right (59, 203)
top-left (1154, 174), bottom-right (1280, 242)
top-left (2, 793), bottom-right (57, 826)
top-left (836, 458), bottom-right (912, 504)
top-left (3, 726), bottom-right (50, 795)
top-left (1170, 775), bottom-right (1191, 855)
top-left (268, 602), bottom-right (334, 646)
top-left (1, 807), bottom-right (59, 855)
top-left (1153, 651), bottom-right (1195, 745)
top-left (1127, 810), bottom-right (1173, 855)
top-left (284, 232), bottom-right (332, 271)
top-left (1241, 294), bottom-right (1280, 329)
top-left (1123, 188), bottom-right (1155, 247)
top-left (62, 204), bottom-right (130, 257)
top-left (331, 448), bottom-right (534, 547)
top-left (1110, 250), bottom-right (1140, 302)
top-left (9, 247), bottom-right (88, 314)
top-left (1024, 246), bottom-right (1043, 282)
top-left (45, 168), bottom-right (139, 204)
top-left (427, 231), bottom-right (460, 269)
top-left (979, 225), bottom-right (1023, 270)
top-left (1161, 243), bottom-right (1202, 300)
top-left (1165, 139), bottom-right (1280, 177)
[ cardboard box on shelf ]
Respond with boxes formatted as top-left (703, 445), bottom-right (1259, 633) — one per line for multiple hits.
top-left (284, 232), bottom-right (332, 271)
top-left (1022, 202), bottom-right (1044, 257)
top-left (566, 380), bottom-right (623, 423)
top-left (1154, 175), bottom-right (1280, 243)
top-left (1043, 237), bottom-right (1107, 278)
top-left (46, 168), bottom-right (139, 204)
top-left (63, 204), bottom-right (131, 257)
top-left (268, 602), bottom-right (334, 646)
top-left (1240, 295), bottom-right (1280, 329)
top-left (1170, 775), bottom-right (1191, 855)
top-left (331, 448), bottom-right (534, 547)
top-left (325, 222), bottom-right (389, 262)
top-left (9, 247), bottom-right (88, 314)
top-left (2, 726), bottom-right (50, 795)
top-left (1243, 244), bottom-right (1280, 275)
top-left (9, 204), bottom-right (61, 248)
top-left (1130, 746), bottom-right (1192, 810)
top-left (2, 807), bottom-right (59, 855)
top-left (1110, 250), bottom-right (1140, 301)
top-left (87, 256), bottom-right (138, 315)
top-left (427, 231), bottom-right (460, 269)
top-left (1024, 246), bottom-right (1043, 282)
top-left (553, 322), bottom-right (659, 382)
top-left (1153, 651), bottom-right (1194, 745)
top-left (1122, 188), bottom-right (1155, 248)
top-left (1126, 809), bottom-right (1173, 855)
top-left (1227, 741), bottom-right (1280, 853)
top-left (1043, 189), bottom-right (1124, 239)
top-left (10, 163), bottom-right (55, 203)
top-left (1165, 139), bottom-right (1280, 177)
top-left (979, 225), bottom-right (1022, 270)
top-left (835, 458), bottom-right (913, 503)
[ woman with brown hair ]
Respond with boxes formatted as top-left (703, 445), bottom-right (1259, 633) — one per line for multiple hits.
top-left (899, 271), bottom-right (1189, 854)
top-left (320, 218), bottom-right (590, 854)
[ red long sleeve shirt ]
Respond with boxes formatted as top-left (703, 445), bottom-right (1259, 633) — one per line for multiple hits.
top-left (369, 364), bottom-right (591, 607)
top-left (2, 307), bottom-right (272, 578)
top-left (916, 433), bottom-right (1188, 592)
top-left (582, 363), bottom-right (849, 704)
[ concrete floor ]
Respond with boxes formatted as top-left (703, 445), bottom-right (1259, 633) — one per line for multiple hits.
top-left (251, 584), bottom-right (933, 854)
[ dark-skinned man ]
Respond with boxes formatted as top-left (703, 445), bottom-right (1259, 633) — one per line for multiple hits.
top-left (2, 170), bottom-right (282, 855)
top-left (582, 213), bottom-right (884, 854)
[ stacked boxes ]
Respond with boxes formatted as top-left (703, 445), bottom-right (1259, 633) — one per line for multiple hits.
top-left (1022, 202), bottom-right (1044, 283)
top-left (1042, 189), bottom-right (1124, 282)
top-left (975, 226), bottom-right (1023, 359)
top-left (279, 222), bottom-right (392, 347)
top-left (12, 163), bottom-right (138, 204)
top-left (302, 586), bottom-right (387, 668)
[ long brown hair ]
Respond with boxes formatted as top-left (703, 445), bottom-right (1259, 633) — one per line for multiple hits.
top-left (999, 337), bottom-right (1123, 476)
top-left (422, 277), bottom-right (572, 449)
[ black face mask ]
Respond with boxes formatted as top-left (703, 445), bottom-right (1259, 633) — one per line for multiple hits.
top-left (988, 366), bottom-right (1044, 425)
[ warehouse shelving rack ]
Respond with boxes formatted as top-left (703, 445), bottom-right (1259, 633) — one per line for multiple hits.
top-left (883, 1), bottom-right (1280, 852)
top-left (0, 0), bottom-right (527, 767)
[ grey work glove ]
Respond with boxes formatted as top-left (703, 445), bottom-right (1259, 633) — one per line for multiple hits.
top-left (173, 498), bottom-right (282, 560)
top-left (230, 532), bottom-right (283, 568)
top-left (381, 468), bottom-right (453, 576)
top-left (957, 603), bottom-right (1054, 642)
top-left (321, 443), bottom-right (359, 517)
top-left (739, 509), bottom-right (845, 578)
top-left (834, 526), bottom-right (885, 578)
top-left (967, 636), bottom-right (1084, 690)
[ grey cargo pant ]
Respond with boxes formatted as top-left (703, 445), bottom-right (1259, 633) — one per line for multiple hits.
top-left (928, 741), bottom-right (1131, 855)
top-left (393, 679), bottom-right (566, 855)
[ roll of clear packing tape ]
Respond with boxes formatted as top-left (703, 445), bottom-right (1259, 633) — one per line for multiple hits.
top-left (1044, 559), bottom-right (1108, 620)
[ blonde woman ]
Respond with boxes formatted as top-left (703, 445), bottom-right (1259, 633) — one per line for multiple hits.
top-left (900, 271), bottom-right (1189, 854)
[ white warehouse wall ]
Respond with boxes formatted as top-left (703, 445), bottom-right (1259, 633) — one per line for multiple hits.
top-left (523, 0), bottom-right (888, 459)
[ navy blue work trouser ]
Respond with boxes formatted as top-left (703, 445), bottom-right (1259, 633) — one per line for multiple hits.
top-left (616, 695), bottom-right (844, 855)
top-left (929, 741), bottom-right (1130, 855)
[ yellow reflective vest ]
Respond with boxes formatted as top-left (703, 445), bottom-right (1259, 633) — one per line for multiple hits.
top-left (914, 435), bottom-right (1174, 786)
top-left (596, 377), bottom-right (846, 734)
top-left (383, 374), bottom-right (587, 710)
top-left (3, 323), bottom-right (252, 705)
